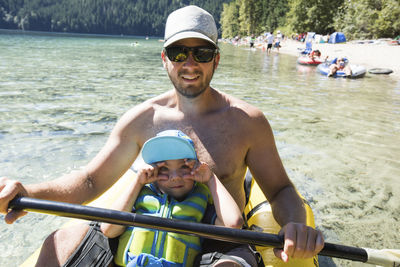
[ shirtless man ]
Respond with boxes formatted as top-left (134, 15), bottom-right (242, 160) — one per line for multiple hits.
top-left (0, 5), bottom-right (324, 267)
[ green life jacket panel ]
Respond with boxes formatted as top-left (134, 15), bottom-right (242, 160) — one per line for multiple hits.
top-left (115, 182), bottom-right (213, 266)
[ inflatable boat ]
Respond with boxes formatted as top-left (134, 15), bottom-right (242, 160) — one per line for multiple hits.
top-left (297, 56), bottom-right (324, 66)
top-left (317, 62), bottom-right (366, 78)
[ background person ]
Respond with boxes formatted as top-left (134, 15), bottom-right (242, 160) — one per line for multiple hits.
top-left (249, 34), bottom-right (255, 48)
top-left (266, 32), bottom-right (274, 54)
top-left (328, 57), bottom-right (352, 77)
top-left (274, 30), bottom-right (282, 52)
top-left (309, 50), bottom-right (321, 60)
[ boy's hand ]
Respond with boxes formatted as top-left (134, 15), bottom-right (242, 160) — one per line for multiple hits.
top-left (137, 162), bottom-right (167, 185)
top-left (185, 159), bottom-right (213, 183)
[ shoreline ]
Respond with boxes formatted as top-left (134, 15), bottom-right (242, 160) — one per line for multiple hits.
top-left (3, 29), bottom-right (399, 80)
top-left (276, 39), bottom-right (400, 80)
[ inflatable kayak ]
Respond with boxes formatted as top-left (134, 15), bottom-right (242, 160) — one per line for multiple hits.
top-left (21, 169), bottom-right (318, 267)
top-left (244, 176), bottom-right (319, 267)
top-left (317, 62), bottom-right (366, 78)
top-left (297, 56), bottom-right (324, 66)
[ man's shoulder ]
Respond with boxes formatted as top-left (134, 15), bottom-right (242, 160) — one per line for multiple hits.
top-left (223, 92), bottom-right (264, 118)
top-left (123, 90), bottom-right (174, 117)
top-left (115, 91), bottom-right (175, 138)
top-left (219, 92), bottom-right (271, 136)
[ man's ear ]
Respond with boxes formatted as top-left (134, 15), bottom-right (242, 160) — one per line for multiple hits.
top-left (161, 50), bottom-right (167, 68)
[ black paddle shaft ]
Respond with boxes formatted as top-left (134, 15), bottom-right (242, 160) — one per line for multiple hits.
top-left (9, 197), bottom-right (368, 263)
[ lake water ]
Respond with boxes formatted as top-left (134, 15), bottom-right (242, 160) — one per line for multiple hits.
top-left (1, 33), bottom-right (399, 266)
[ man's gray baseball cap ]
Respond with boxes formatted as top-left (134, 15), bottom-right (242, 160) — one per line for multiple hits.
top-left (164, 5), bottom-right (218, 48)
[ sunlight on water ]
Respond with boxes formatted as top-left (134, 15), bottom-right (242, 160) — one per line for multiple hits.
top-left (1, 34), bottom-right (399, 266)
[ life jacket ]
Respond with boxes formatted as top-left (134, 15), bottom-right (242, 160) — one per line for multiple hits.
top-left (114, 183), bottom-right (213, 267)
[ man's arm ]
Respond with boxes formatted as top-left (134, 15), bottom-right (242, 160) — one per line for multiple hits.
top-left (1, 107), bottom-right (143, 223)
top-left (245, 110), bottom-right (324, 261)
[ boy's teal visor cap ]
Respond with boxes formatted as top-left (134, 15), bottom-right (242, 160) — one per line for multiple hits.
top-left (142, 130), bottom-right (197, 164)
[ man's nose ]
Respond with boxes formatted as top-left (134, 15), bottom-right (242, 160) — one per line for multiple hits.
top-left (183, 52), bottom-right (197, 66)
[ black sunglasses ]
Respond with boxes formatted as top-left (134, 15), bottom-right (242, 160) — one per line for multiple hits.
top-left (164, 46), bottom-right (218, 63)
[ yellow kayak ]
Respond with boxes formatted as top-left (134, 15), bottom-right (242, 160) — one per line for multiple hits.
top-left (244, 177), bottom-right (319, 267)
top-left (21, 169), bottom-right (318, 267)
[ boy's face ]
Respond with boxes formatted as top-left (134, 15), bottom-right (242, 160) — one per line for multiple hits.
top-left (155, 159), bottom-right (195, 200)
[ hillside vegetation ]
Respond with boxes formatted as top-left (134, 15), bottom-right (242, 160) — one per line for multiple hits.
top-left (0, 0), bottom-right (230, 36)
top-left (221, 0), bottom-right (400, 40)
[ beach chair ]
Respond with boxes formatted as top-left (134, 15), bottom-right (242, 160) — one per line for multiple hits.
top-left (300, 41), bottom-right (312, 55)
top-left (299, 32), bottom-right (316, 54)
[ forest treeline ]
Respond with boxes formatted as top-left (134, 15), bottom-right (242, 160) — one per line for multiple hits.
top-left (221, 0), bottom-right (400, 40)
top-left (1, 0), bottom-right (399, 40)
top-left (0, 0), bottom-right (230, 36)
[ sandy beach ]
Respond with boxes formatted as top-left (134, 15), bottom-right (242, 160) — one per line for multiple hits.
top-left (277, 39), bottom-right (400, 80)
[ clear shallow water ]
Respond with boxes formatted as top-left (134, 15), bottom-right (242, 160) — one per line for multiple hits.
top-left (1, 34), bottom-right (399, 266)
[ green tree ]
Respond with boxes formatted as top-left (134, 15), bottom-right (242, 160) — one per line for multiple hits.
top-left (334, 1), bottom-right (376, 39)
top-left (335, 0), bottom-right (400, 39)
top-left (261, 0), bottom-right (288, 33)
top-left (221, 0), bottom-right (288, 38)
top-left (220, 1), bottom-right (240, 38)
top-left (286, 0), bottom-right (342, 34)
top-left (238, 0), bottom-right (264, 36)
top-left (375, 0), bottom-right (400, 37)
top-left (0, 0), bottom-right (231, 36)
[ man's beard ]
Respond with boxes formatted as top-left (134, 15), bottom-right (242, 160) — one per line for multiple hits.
top-left (174, 82), bottom-right (208, 98)
top-left (167, 63), bottom-right (216, 99)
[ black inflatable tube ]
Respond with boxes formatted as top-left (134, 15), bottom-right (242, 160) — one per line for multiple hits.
top-left (368, 68), bottom-right (393, 74)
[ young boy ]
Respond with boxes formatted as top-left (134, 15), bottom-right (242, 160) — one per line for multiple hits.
top-left (308, 49), bottom-right (321, 60)
top-left (100, 130), bottom-right (244, 267)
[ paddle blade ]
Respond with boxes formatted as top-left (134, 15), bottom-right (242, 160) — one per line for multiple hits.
top-left (365, 248), bottom-right (400, 266)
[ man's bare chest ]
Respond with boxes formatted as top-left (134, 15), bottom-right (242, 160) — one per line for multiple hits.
top-left (147, 107), bottom-right (249, 174)
top-left (161, 126), bottom-right (245, 174)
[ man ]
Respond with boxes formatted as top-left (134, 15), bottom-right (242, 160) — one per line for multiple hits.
top-left (266, 32), bottom-right (274, 54)
top-left (249, 34), bottom-right (255, 48)
top-left (0, 5), bottom-right (324, 267)
top-left (328, 57), bottom-right (352, 77)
